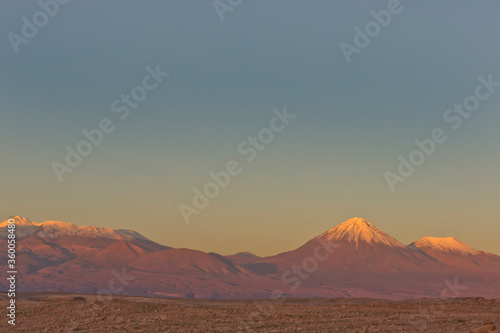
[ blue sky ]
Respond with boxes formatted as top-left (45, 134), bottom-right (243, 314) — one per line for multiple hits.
top-left (1, 1), bottom-right (499, 255)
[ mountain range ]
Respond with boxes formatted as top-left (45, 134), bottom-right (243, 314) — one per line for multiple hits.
top-left (1, 216), bottom-right (499, 300)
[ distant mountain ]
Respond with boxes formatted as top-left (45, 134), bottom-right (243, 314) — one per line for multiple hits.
top-left (233, 251), bottom-right (260, 258)
top-left (1, 216), bottom-right (499, 299)
top-left (410, 236), bottom-right (500, 273)
top-left (224, 252), bottom-right (261, 266)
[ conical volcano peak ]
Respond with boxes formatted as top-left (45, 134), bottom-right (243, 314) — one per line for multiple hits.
top-left (343, 217), bottom-right (371, 227)
top-left (317, 217), bottom-right (405, 249)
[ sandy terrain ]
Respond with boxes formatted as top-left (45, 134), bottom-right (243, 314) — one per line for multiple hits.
top-left (1, 293), bottom-right (498, 332)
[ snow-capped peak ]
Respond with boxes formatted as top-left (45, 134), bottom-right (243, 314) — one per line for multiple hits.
top-left (317, 217), bottom-right (405, 249)
top-left (0, 216), bottom-right (40, 227)
top-left (412, 236), bottom-right (480, 256)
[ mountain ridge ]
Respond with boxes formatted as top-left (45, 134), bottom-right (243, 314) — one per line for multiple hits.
top-left (1, 216), bottom-right (499, 299)
top-left (0, 216), bottom-right (150, 242)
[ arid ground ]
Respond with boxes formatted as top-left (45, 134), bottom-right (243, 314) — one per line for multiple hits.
top-left (1, 293), bottom-right (498, 332)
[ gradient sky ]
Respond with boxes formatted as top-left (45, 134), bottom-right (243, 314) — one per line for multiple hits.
top-left (1, 1), bottom-right (499, 256)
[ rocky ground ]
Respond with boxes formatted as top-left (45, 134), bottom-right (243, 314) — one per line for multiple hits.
top-left (0, 293), bottom-right (498, 332)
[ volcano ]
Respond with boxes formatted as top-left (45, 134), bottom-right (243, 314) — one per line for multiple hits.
top-left (256, 217), bottom-right (442, 273)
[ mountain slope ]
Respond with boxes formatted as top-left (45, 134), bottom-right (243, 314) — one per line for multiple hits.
top-left (128, 248), bottom-right (244, 276)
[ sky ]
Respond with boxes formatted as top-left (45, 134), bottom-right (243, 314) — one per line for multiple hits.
top-left (1, 1), bottom-right (499, 256)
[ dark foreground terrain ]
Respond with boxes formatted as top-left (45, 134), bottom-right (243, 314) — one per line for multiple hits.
top-left (1, 293), bottom-right (498, 332)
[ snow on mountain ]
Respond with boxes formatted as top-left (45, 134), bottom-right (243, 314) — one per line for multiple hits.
top-left (411, 236), bottom-right (481, 256)
top-left (0, 216), bottom-right (150, 242)
top-left (0, 216), bottom-right (43, 238)
top-left (36, 221), bottom-right (150, 242)
top-left (316, 217), bottom-right (405, 249)
top-left (0, 216), bottom-right (38, 227)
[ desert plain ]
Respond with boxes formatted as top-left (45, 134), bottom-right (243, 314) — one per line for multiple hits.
top-left (1, 293), bottom-right (498, 332)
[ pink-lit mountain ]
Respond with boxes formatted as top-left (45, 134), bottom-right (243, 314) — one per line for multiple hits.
top-left (1, 216), bottom-right (499, 299)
